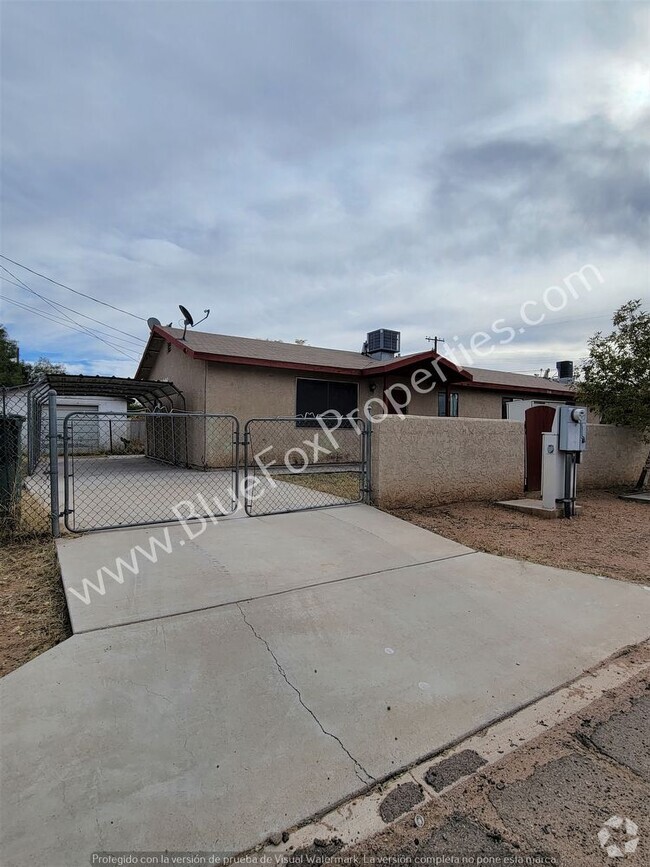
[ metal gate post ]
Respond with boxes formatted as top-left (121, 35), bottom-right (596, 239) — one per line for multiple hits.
top-left (47, 389), bottom-right (60, 538)
top-left (242, 422), bottom-right (252, 516)
top-left (363, 420), bottom-right (372, 504)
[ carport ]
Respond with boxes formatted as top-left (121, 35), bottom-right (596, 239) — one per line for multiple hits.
top-left (18, 374), bottom-right (189, 535)
top-left (43, 372), bottom-right (186, 411)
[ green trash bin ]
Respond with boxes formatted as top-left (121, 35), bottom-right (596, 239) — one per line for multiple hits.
top-left (0, 414), bottom-right (26, 528)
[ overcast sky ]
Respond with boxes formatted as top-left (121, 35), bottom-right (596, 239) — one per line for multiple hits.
top-left (1, 1), bottom-right (648, 377)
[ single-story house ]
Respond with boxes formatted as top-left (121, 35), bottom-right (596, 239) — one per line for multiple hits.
top-left (135, 326), bottom-right (576, 421)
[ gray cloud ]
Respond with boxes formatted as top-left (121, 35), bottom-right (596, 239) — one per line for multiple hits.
top-left (1, 1), bottom-right (648, 375)
top-left (431, 115), bottom-right (650, 260)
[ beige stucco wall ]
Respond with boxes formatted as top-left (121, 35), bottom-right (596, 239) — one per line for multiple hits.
top-left (453, 387), bottom-right (573, 420)
top-left (370, 415), bottom-right (525, 508)
top-left (146, 341), bottom-right (207, 412)
top-left (142, 344), bottom-right (232, 466)
top-left (206, 362), bottom-right (371, 465)
top-left (455, 388), bottom-right (504, 419)
top-left (205, 362), bottom-right (375, 418)
top-left (579, 425), bottom-right (647, 489)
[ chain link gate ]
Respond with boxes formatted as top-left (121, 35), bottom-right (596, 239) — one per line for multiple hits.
top-left (60, 411), bottom-right (370, 531)
top-left (243, 416), bottom-right (370, 517)
top-left (62, 412), bottom-right (239, 532)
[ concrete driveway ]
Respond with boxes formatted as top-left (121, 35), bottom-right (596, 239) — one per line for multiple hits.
top-left (2, 505), bottom-right (649, 866)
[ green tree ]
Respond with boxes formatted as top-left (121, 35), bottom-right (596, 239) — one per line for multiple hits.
top-left (0, 324), bottom-right (30, 386)
top-left (578, 300), bottom-right (650, 489)
top-left (27, 355), bottom-right (66, 382)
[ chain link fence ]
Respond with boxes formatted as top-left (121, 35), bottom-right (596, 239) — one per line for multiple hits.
top-left (63, 412), bottom-right (239, 532)
top-left (243, 417), bottom-right (369, 516)
top-left (2, 393), bottom-right (371, 536)
top-left (1, 384), bottom-right (56, 539)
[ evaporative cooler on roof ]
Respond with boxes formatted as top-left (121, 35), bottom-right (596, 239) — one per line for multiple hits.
top-left (366, 329), bottom-right (400, 357)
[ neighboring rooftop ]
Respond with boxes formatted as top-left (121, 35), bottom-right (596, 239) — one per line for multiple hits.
top-left (464, 366), bottom-right (575, 394)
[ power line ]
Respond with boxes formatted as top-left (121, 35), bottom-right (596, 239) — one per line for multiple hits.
top-left (0, 274), bottom-right (144, 347)
top-left (0, 265), bottom-right (138, 357)
top-left (0, 295), bottom-right (141, 361)
top-left (0, 289), bottom-right (143, 350)
top-left (517, 312), bottom-right (610, 330)
top-left (0, 273), bottom-right (145, 343)
top-left (1, 264), bottom-right (139, 358)
top-left (0, 265), bottom-right (141, 360)
top-left (451, 311), bottom-right (611, 345)
top-left (0, 254), bottom-right (146, 321)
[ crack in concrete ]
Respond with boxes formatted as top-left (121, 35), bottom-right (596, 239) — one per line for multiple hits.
top-left (236, 602), bottom-right (376, 786)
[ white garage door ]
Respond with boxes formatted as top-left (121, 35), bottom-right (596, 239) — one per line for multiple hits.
top-left (57, 405), bottom-right (100, 453)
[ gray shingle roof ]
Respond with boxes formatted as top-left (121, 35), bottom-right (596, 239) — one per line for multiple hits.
top-left (463, 366), bottom-right (575, 394)
top-left (160, 327), bottom-right (388, 370)
top-left (149, 328), bottom-right (575, 393)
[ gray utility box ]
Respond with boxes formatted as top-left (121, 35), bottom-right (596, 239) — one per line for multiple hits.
top-left (558, 405), bottom-right (587, 452)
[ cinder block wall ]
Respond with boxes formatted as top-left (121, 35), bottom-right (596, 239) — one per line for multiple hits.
top-left (579, 425), bottom-right (647, 489)
top-left (370, 416), bottom-right (525, 508)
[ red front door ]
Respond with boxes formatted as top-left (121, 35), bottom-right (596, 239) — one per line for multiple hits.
top-left (525, 405), bottom-right (557, 491)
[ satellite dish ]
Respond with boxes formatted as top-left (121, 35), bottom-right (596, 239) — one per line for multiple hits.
top-left (179, 305), bottom-right (194, 326)
top-left (178, 305), bottom-right (210, 339)
top-left (179, 305), bottom-right (194, 340)
top-left (147, 317), bottom-right (162, 331)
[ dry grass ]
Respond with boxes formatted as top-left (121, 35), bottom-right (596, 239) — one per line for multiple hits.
top-left (16, 489), bottom-right (52, 535)
top-left (0, 487), bottom-right (52, 538)
top-left (388, 489), bottom-right (650, 585)
top-left (271, 470), bottom-right (361, 499)
top-left (0, 535), bottom-right (71, 677)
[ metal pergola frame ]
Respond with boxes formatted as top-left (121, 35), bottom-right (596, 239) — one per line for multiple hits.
top-left (42, 374), bottom-right (186, 411)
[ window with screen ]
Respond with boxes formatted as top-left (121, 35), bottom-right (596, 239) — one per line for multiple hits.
top-left (438, 391), bottom-right (459, 417)
top-left (296, 378), bottom-right (358, 426)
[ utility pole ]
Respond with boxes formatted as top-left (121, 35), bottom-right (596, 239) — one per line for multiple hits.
top-left (425, 335), bottom-right (445, 354)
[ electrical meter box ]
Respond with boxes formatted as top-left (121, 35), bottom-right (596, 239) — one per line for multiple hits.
top-left (558, 405), bottom-right (587, 452)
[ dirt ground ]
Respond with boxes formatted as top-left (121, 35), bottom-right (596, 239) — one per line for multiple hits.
top-left (388, 489), bottom-right (650, 585)
top-left (271, 471), bottom-right (360, 500)
top-left (0, 536), bottom-right (71, 677)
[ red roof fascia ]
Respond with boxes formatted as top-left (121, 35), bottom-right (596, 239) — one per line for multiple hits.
top-left (363, 350), bottom-right (472, 380)
top-left (192, 351), bottom-right (367, 377)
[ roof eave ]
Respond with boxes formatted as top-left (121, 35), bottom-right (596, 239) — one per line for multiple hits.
top-left (192, 351), bottom-right (370, 376)
top-left (364, 351), bottom-right (473, 381)
top-left (457, 380), bottom-right (576, 397)
top-left (137, 329), bottom-right (569, 394)
top-left (135, 326), bottom-right (196, 380)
